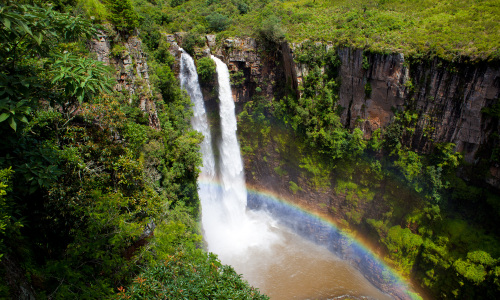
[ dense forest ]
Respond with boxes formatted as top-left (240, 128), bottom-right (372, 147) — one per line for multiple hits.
top-left (1, 0), bottom-right (499, 299)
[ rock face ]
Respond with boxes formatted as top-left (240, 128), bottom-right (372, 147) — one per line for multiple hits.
top-left (167, 34), bottom-right (500, 180)
top-left (335, 48), bottom-right (409, 136)
top-left (89, 31), bottom-right (160, 129)
top-left (167, 34), bottom-right (291, 112)
top-left (168, 35), bottom-right (500, 186)
top-left (334, 48), bottom-right (500, 163)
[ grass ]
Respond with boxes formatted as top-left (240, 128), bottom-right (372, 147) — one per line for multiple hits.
top-left (144, 0), bottom-right (500, 61)
top-left (242, 0), bottom-right (500, 61)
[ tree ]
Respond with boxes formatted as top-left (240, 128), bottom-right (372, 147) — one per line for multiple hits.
top-left (206, 13), bottom-right (230, 32)
top-left (106, 0), bottom-right (138, 33)
top-left (0, 3), bottom-right (99, 130)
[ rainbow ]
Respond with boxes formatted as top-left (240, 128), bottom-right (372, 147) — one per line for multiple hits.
top-left (198, 178), bottom-right (420, 300)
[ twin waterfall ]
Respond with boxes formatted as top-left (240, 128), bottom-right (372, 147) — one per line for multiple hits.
top-left (179, 51), bottom-right (394, 300)
top-left (179, 52), bottom-right (277, 263)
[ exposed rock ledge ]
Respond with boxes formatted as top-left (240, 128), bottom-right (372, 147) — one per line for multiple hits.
top-left (89, 31), bottom-right (160, 130)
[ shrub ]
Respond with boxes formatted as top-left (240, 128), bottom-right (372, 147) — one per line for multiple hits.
top-left (258, 15), bottom-right (285, 45)
top-left (77, 0), bottom-right (109, 21)
top-left (182, 32), bottom-right (205, 56)
top-left (206, 13), bottom-right (230, 32)
top-left (111, 44), bottom-right (128, 58)
top-left (170, 0), bottom-right (187, 7)
top-left (362, 55), bottom-right (370, 70)
top-left (154, 36), bottom-right (175, 65)
top-left (196, 57), bottom-right (216, 83)
top-left (120, 251), bottom-right (269, 299)
top-left (106, 0), bottom-right (138, 32)
top-left (237, 2), bottom-right (249, 14)
top-left (364, 82), bottom-right (372, 99)
top-left (230, 70), bottom-right (245, 86)
top-left (383, 225), bottom-right (423, 274)
top-left (289, 181), bottom-right (302, 194)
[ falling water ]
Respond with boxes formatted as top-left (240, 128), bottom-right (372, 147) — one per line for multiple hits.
top-left (179, 50), bottom-right (221, 239)
top-left (212, 55), bottom-right (247, 222)
top-left (206, 55), bottom-right (279, 261)
top-left (180, 50), bottom-right (216, 178)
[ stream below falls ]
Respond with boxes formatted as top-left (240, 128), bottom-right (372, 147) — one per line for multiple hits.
top-left (223, 217), bottom-right (392, 300)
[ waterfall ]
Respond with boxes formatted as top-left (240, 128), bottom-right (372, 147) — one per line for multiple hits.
top-left (179, 51), bottom-right (222, 240)
top-left (199, 55), bottom-right (279, 262)
top-left (179, 51), bottom-right (273, 263)
top-left (211, 55), bottom-right (247, 223)
top-left (180, 51), bottom-right (216, 178)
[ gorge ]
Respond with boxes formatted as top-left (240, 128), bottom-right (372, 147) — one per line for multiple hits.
top-left (167, 31), bottom-right (500, 299)
top-left (180, 46), bottom-right (416, 298)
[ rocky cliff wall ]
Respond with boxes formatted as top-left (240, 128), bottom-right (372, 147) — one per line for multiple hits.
top-left (89, 31), bottom-right (160, 129)
top-left (167, 34), bottom-right (500, 184)
top-left (286, 45), bottom-right (500, 163)
top-left (167, 34), bottom-right (290, 112)
top-left (169, 35), bottom-right (500, 160)
top-left (332, 48), bottom-right (500, 163)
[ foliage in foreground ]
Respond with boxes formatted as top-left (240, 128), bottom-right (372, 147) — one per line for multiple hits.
top-left (0, 2), bottom-right (263, 299)
top-left (118, 251), bottom-right (268, 299)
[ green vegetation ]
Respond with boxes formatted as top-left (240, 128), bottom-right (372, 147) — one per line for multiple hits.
top-left (3, 0), bottom-right (500, 299)
top-left (0, 2), bottom-right (267, 299)
top-left (120, 251), bottom-right (268, 299)
top-left (136, 0), bottom-right (499, 61)
top-left (111, 43), bottom-right (128, 58)
top-left (196, 56), bottom-right (216, 83)
top-left (237, 38), bottom-right (500, 298)
top-left (129, 0), bottom-right (498, 296)
top-left (206, 12), bottom-right (230, 33)
top-left (106, 0), bottom-right (139, 32)
top-left (383, 226), bottom-right (423, 274)
top-left (289, 181), bottom-right (302, 194)
top-left (77, 0), bottom-right (109, 21)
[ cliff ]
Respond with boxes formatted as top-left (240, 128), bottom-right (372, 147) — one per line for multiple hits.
top-left (169, 35), bottom-right (500, 158)
top-left (89, 30), bottom-right (160, 129)
top-left (330, 48), bottom-right (500, 163)
top-left (167, 34), bottom-right (290, 110)
top-left (168, 35), bottom-right (500, 188)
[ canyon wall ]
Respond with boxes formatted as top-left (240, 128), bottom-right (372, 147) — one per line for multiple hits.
top-left (330, 48), bottom-right (500, 162)
top-left (89, 32), bottom-right (500, 164)
top-left (168, 35), bottom-right (500, 187)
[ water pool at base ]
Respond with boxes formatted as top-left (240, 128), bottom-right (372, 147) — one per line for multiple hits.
top-left (221, 219), bottom-right (392, 300)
